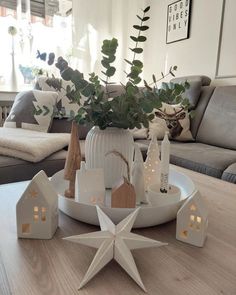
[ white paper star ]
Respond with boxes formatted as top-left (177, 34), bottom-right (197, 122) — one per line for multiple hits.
top-left (64, 206), bottom-right (167, 292)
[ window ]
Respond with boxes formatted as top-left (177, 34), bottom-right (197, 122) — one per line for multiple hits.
top-left (0, 2), bottom-right (72, 90)
top-left (22, 223), bottom-right (31, 233)
top-left (41, 207), bottom-right (46, 221)
top-left (34, 206), bottom-right (39, 221)
top-left (189, 214), bottom-right (202, 230)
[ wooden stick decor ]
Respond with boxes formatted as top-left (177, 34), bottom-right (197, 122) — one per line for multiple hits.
top-left (64, 121), bottom-right (82, 198)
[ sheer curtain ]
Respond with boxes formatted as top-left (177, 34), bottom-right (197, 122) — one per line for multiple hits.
top-left (0, 6), bottom-right (72, 91)
top-left (72, 0), bottom-right (147, 84)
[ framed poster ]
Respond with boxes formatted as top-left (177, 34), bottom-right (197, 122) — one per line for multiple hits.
top-left (215, 0), bottom-right (236, 78)
top-left (166, 0), bottom-right (191, 44)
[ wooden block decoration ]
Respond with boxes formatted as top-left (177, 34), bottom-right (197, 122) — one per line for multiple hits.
top-left (16, 170), bottom-right (58, 239)
top-left (111, 177), bottom-right (136, 208)
top-left (64, 120), bottom-right (82, 198)
top-left (176, 190), bottom-right (208, 247)
top-left (75, 161), bottom-right (105, 205)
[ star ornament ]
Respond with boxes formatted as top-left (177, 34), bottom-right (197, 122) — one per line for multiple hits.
top-left (64, 206), bottom-right (167, 292)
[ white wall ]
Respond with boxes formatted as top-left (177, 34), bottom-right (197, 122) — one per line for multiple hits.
top-left (143, 0), bottom-right (236, 86)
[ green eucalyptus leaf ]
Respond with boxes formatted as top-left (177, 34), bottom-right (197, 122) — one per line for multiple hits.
top-left (137, 36), bottom-right (147, 42)
top-left (101, 59), bottom-right (110, 69)
top-left (130, 48), bottom-right (143, 54)
top-left (133, 60), bottom-right (143, 68)
top-left (133, 77), bottom-right (142, 84)
top-left (106, 66), bottom-right (116, 77)
top-left (135, 25), bottom-right (149, 31)
top-left (152, 74), bottom-right (156, 83)
top-left (130, 36), bottom-right (138, 42)
top-left (133, 25), bottom-right (141, 30)
top-left (143, 6), bottom-right (150, 13)
top-left (142, 16), bottom-right (150, 21)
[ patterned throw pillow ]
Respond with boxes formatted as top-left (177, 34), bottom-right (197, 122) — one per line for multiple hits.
top-left (4, 90), bottom-right (57, 132)
top-left (148, 103), bottom-right (193, 141)
top-left (35, 76), bottom-right (79, 117)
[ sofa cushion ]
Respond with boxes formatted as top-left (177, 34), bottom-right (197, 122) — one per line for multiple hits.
top-left (50, 118), bottom-right (92, 139)
top-left (222, 163), bottom-right (236, 183)
top-left (148, 103), bottom-right (193, 141)
top-left (0, 140), bottom-right (86, 184)
top-left (35, 76), bottom-right (79, 118)
top-left (170, 75), bottom-right (211, 108)
top-left (4, 90), bottom-right (57, 132)
top-left (196, 86), bottom-right (236, 150)
top-left (0, 150), bottom-right (66, 184)
top-left (169, 142), bottom-right (236, 178)
top-left (135, 140), bottom-right (236, 178)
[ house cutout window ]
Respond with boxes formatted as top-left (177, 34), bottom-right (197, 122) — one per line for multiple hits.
top-left (180, 230), bottom-right (188, 238)
top-left (34, 206), bottom-right (39, 222)
top-left (29, 190), bottom-right (38, 198)
top-left (41, 207), bottom-right (46, 221)
top-left (189, 215), bottom-right (202, 230)
top-left (22, 223), bottom-right (31, 234)
top-left (196, 216), bottom-right (202, 230)
top-left (190, 204), bottom-right (197, 211)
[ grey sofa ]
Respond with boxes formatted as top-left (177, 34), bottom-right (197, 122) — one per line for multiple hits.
top-left (1, 76), bottom-right (236, 184)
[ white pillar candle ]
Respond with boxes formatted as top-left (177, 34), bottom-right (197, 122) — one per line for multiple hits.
top-left (131, 144), bottom-right (146, 204)
top-left (160, 131), bottom-right (170, 193)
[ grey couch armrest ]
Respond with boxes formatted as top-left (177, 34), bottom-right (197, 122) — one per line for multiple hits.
top-left (222, 163), bottom-right (236, 183)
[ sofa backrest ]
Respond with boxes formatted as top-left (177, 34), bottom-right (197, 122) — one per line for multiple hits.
top-left (170, 75), bottom-right (213, 139)
top-left (170, 75), bottom-right (211, 109)
top-left (190, 85), bottom-right (215, 138)
top-left (196, 86), bottom-right (236, 150)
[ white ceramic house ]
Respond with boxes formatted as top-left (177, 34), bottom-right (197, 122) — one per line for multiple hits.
top-left (176, 190), bottom-right (208, 247)
top-left (75, 161), bottom-right (105, 205)
top-left (16, 170), bottom-right (58, 239)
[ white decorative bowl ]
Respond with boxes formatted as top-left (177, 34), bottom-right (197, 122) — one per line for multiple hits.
top-left (50, 167), bottom-right (196, 228)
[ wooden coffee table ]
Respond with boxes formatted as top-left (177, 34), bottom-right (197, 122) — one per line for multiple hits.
top-left (0, 166), bottom-right (235, 295)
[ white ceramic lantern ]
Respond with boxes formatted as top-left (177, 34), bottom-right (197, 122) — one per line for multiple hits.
top-left (75, 161), bottom-right (105, 205)
top-left (16, 170), bottom-right (58, 239)
top-left (176, 190), bottom-right (208, 247)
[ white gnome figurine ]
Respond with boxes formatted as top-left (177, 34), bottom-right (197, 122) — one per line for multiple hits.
top-left (131, 143), bottom-right (146, 204)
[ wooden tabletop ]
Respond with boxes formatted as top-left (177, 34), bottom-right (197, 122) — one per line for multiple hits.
top-left (0, 166), bottom-right (236, 295)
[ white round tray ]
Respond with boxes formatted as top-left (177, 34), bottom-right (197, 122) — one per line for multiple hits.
top-left (51, 168), bottom-right (196, 228)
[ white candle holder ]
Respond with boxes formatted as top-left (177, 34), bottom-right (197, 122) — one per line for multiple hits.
top-left (147, 183), bottom-right (181, 207)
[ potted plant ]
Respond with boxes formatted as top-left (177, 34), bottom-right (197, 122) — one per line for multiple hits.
top-left (43, 6), bottom-right (190, 188)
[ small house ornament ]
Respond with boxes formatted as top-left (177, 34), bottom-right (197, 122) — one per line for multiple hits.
top-left (176, 190), bottom-right (208, 247)
top-left (16, 170), bottom-right (58, 239)
top-left (111, 177), bottom-right (136, 208)
top-left (143, 135), bottom-right (160, 190)
top-left (75, 161), bottom-right (105, 205)
top-left (108, 150), bottom-right (136, 208)
top-left (131, 143), bottom-right (146, 204)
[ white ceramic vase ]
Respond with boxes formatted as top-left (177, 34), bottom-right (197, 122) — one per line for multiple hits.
top-left (85, 126), bottom-right (134, 188)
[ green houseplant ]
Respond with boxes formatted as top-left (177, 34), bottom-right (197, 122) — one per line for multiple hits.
top-left (43, 6), bottom-right (190, 187)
